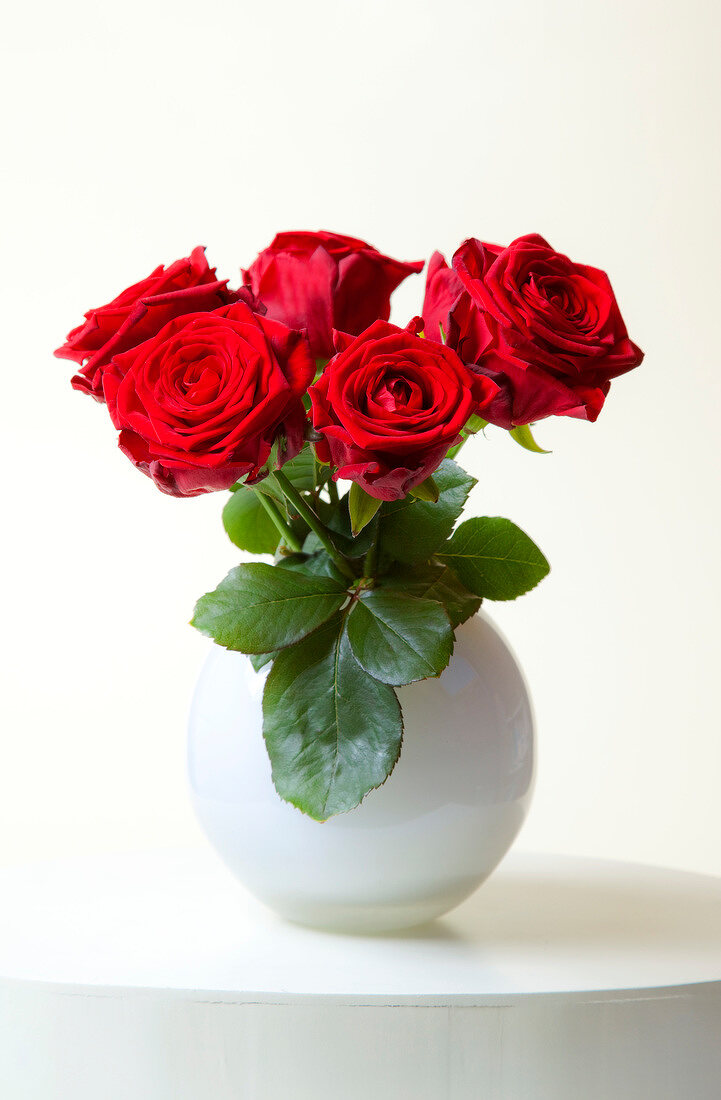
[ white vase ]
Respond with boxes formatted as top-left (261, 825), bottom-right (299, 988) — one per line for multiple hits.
top-left (188, 609), bottom-right (535, 933)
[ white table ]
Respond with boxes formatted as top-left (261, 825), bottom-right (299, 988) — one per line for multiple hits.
top-left (0, 849), bottom-right (719, 1099)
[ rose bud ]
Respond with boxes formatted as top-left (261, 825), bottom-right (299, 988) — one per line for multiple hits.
top-left (243, 231), bottom-right (424, 359)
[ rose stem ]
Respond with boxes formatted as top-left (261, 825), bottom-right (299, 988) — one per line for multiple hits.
top-left (255, 491), bottom-right (303, 553)
top-left (327, 478), bottom-right (339, 506)
top-left (274, 470), bottom-right (355, 581)
top-left (363, 532), bottom-right (379, 582)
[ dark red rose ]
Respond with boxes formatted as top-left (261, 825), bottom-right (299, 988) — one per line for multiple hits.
top-left (102, 301), bottom-right (314, 497)
top-left (55, 247), bottom-right (237, 402)
top-left (436, 235), bottom-right (643, 428)
top-left (243, 231), bottom-right (424, 359)
top-left (449, 291), bottom-right (610, 426)
top-left (309, 320), bottom-right (499, 501)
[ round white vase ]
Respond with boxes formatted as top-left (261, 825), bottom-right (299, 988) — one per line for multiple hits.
top-left (188, 609), bottom-right (535, 934)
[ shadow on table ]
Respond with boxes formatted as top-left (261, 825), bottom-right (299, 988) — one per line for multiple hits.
top-left (348, 860), bottom-right (721, 951)
top-left (417, 861), bottom-right (721, 952)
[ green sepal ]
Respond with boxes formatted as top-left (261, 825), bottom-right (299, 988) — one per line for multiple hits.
top-left (509, 424), bottom-right (550, 454)
top-left (263, 617), bottom-right (403, 820)
top-left (348, 482), bottom-right (382, 535)
top-left (191, 562), bottom-right (349, 653)
top-left (409, 476), bottom-right (439, 503)
top-left (438, 516), bottom-right (550, 601)
top-left (380, 460), bottom-right (476, 565)
top-left (314, 459), bottom-right (331, 488)
top-left (465, 414), bottom-right (489, 435)
top-left (446, 415), bottom-right (489, 459)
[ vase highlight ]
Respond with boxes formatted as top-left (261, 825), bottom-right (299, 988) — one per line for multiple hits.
top-left (188, 610), bottom-right (535, 933)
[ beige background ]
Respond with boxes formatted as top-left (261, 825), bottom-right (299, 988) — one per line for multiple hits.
top-left (1, 0), bottom-right (719, 872)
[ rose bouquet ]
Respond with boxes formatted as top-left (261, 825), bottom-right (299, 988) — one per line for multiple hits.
top-left (56, 231), bottom-right (643, 822)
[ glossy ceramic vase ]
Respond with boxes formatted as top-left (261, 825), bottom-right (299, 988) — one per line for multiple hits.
top-left (188, 609), bottom-right (535, 933)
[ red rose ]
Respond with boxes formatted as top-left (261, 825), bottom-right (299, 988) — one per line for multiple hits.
top-left (55, 247), bottom-right (237, 402)
top-left (243, 231), bottom-right (424, 359)
top-left (309, 320), bottom-right (499, 501)
top-left (102, 301), bottom-right (314, 497)
top-left (433, 235), bottom-right (643, 427)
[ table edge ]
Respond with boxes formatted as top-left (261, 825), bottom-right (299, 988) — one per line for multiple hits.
top-left (2, 974), bottom-right (720, 1008)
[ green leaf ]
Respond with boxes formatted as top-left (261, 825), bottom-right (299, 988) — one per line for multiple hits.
top-left (509, 424), bottom-right (551, 454)
top-left (380, 561), bottom-right (482, 629)
top-left (222, 488), bottom-right (280, 555)
top-left (250, 651), bottom-right (276, 673)
top-left (348, 482), bottom-right (382, 535)
top-left (409, 475), bottom-right (439, 502)
top-left (438, 517), bottom-right (550, 601)
top-left (276, 551), bottom-right (348, 585)
top-left (346, 589), bottom-right (453, 685)
top-left (263, 618), bottom-right (403, 819)
top-left (380, 459), bottom-right (476, 565)
top-left (191, 562), bottom-right (349, 653)
top-left (424, 566), bottom-right (483, 627)
top-left (311, 497), bottom-right (378, 558)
